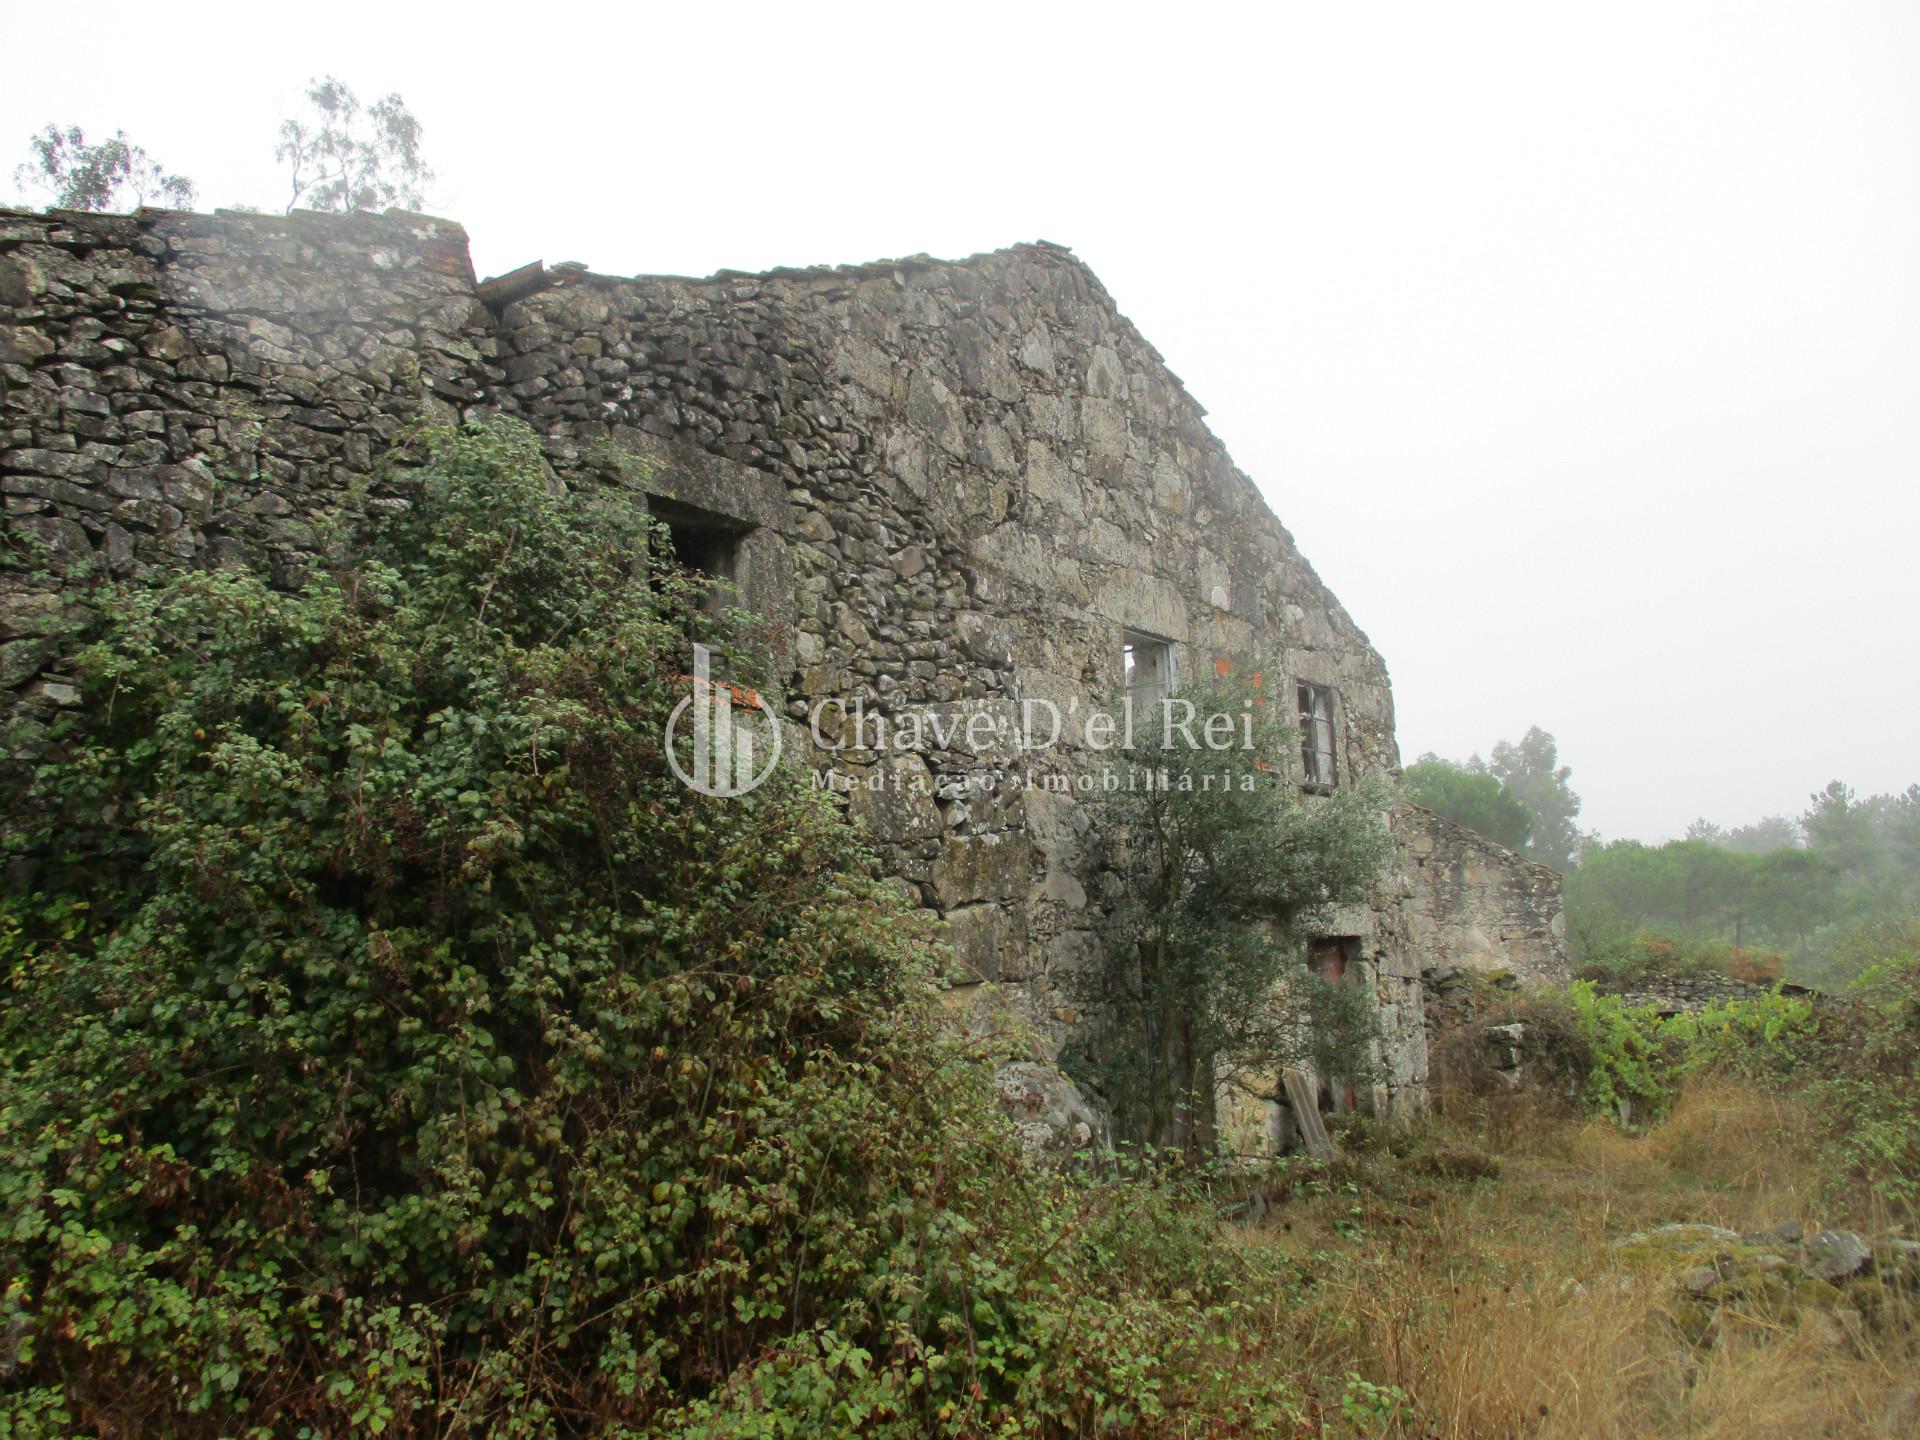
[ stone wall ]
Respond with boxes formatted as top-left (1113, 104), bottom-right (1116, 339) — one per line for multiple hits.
top-left (1593, 969), bottom-right (1811, 1015)
top-left (483, 242), bottom-right (1407, 1069)
top-left (2, 205), bottom-right (1562, 1126)
top-left (1400, 802), bottom-right (1569, 988)
top-left (1, 207), bottom-right (486, 701)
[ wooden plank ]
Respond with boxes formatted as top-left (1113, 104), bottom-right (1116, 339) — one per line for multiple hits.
top-left (1283, 1068), bottom-right (1334, 1160)
top-left (476, 259), bottom-right (548, 310)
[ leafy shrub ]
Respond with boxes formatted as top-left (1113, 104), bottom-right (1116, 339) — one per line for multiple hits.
top-left (1337, 1372), bottom-right (1409, 1435)
top-left (1801, 959), bottom-right (1920, 1218)
top-left (1566, 979), bottom-right (1819, 1124)
top-left (1568, 982), bottom-right (1674, 1121)
top-left (1664, 990), bottom-right (1815, 1080)
top-left (0, 421), bottom-right (1303, 1436)
top-left (1720, 947), bottom-right (1784, 986)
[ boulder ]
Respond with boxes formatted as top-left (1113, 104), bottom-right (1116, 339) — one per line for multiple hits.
top-left (1743, 1218), bottom-right (1804, 1247)
top-left (992, 1061), bottom-right (1104, 1160)
top-left (1611, 1222), bottom-right (1741, 1253)
top-left (1801, 1229), bottom-right (1872, 1283)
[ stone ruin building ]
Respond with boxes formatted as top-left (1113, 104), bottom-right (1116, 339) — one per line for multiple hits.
top-left (0, 204), bottom-right (1567, 1146)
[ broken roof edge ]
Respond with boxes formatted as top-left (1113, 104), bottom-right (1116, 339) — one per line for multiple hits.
top-left (486, 236), bottom-right (1079, 289)
top-left (480, 239), bottom-right (1186, 397)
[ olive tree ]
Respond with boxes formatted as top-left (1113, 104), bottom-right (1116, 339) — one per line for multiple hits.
top-left (1068, 664), bottom-right (1391, 1155)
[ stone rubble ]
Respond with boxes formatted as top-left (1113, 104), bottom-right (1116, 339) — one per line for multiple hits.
top-left (1613, 1220), bottom-right (1920, 1343)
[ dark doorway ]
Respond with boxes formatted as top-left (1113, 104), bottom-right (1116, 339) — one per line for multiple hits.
top-left (1307, 936), bottom-right (1363, 1113)
top-left (1308, 935), bottom-right (1357, 984)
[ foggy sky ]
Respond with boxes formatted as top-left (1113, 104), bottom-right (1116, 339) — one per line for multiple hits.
top-left (8, 1), bottom-right (1916, 843)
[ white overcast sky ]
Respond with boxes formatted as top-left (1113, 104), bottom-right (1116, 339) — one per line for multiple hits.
top-left (9, 1), bottom-right (1917, 843)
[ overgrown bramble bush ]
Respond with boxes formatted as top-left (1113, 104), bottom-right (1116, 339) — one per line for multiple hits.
top-left (0, 421), bottom-right (1303, 1436)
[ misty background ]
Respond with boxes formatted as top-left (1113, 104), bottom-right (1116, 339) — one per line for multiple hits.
top-left (7, 0), bottom-right (1915, 843)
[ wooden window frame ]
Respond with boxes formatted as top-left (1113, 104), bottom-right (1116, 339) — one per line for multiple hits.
top-left (1296, 680), bottom-right (1338, 790)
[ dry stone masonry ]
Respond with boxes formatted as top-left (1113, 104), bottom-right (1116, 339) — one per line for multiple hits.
top-left (1593, 968), bottom-right (1813, 1016)
top-left (1401, 802), bottom-right (1568, 987)
top-left (0, 205), bottom-right (1566, 1131)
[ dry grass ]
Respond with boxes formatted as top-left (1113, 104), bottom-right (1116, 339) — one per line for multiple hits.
top-left (1248, 1077), bottom-right (1918, 1438)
